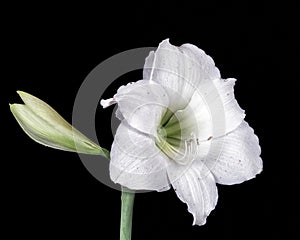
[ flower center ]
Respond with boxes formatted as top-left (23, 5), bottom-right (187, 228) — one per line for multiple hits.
top-left (155, 109), bottom-right (197, 164)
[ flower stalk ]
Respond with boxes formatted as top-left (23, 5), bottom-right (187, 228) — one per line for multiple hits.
top-left (120, 188), bottom-right (135, 240)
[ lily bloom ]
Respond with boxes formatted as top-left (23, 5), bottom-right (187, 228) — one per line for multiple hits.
top-left (101, 39), bottom-right (262, 225)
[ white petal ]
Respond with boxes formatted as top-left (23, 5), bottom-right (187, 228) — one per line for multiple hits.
top-left (168, 160), bottom-right (218, 226)
top-left (110, 121), bottom-right (170, 191)
top-left (101, 80), bottom-right (169, 136)
top-left (204, 121), bottom-right (262, 185)
top-left (100, 98), bottom-right (116, 108)
top-left (143, 50), bottom-right (155, 81)
top-left (164, 90), bottom-right (213, 142)
top-left (144, 49), bottom-right (189, 111)
top-left (210, 78), bottom-right (245, 134)
top-left (143, 39), bottom-right (221, 103)
top-left (115, 107), bottom-right (124, 121)
top-left (166, 78), bottom-right (245, 141)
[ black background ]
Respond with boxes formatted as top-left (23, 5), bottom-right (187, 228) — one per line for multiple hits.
top-left (2, 1), bottom-right (298, 239)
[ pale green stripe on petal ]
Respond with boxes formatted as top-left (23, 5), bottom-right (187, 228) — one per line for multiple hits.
top-left (10, 91), bottom-right (109, 157)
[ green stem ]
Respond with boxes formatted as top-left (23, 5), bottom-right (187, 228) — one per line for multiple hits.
top-left (120, 187), bottom-right (135, 240)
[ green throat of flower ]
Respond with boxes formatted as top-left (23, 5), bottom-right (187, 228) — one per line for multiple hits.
top-left (155, 108), bottom-right (185, 160)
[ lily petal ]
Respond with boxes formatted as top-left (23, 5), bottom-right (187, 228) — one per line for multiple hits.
top-left (10, 91), bottom-right (107, 156)
top-left (182, 48), bottom-right (245, 135)
top-left (110, 121), bottom-right (170, 191)
top-left (143, 39), bottom-right (221, 103)
top-left (209, 77), bottom-right (245, 135)
top-left (168, 160), bottom-right (218, 226)
top-left (164, 90), bottom-right (213, 142)
top-left (166, 77), bottom-right (245, 142)
top-left (204, 121), bottom-right (262, 185)
top-left (101, 80), bottom-right (169, 137)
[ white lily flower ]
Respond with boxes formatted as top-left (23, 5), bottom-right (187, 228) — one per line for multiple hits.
top-left (101, 39), bottom-right (262, 225)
